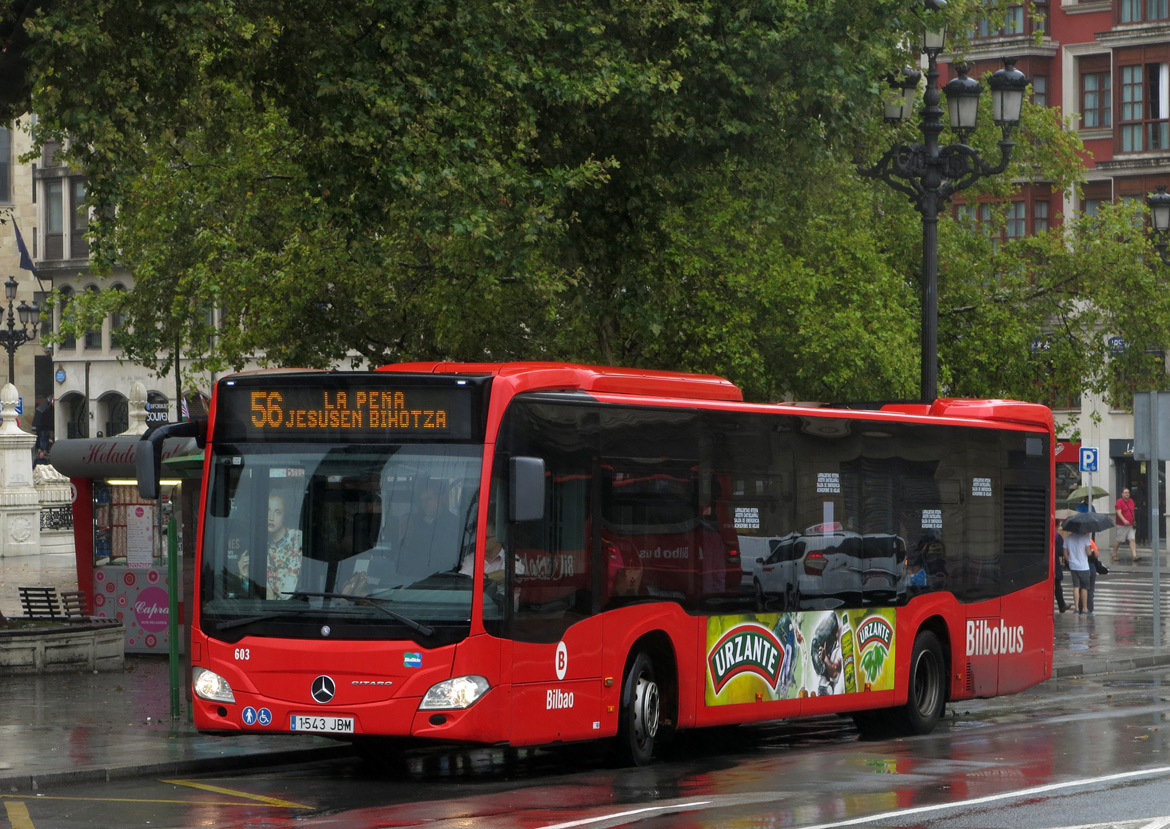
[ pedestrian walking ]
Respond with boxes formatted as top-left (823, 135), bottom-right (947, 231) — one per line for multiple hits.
top-left (1112, 487), bottom-right (1139, 564)
top-left (1063, 528), bottom-right (1094, 615)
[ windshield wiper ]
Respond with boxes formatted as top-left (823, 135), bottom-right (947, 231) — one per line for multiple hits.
top-left (285, 591), bottom-right (436, 637)
top-left (216, 604), bottom-right (309, 632)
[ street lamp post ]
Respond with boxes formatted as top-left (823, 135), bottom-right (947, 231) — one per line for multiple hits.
top-left (859, 0), bottom-right (1027, 402)
top-left (0, 276), bottom-right (40, 386)
top-left (1148, 185), bottom-right (1170, 265)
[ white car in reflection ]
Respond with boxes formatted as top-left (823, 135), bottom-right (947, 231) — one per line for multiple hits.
top-left (753, 525), bottom-right (904, 609)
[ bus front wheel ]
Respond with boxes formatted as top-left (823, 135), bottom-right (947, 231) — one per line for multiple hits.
top-left (614, 650), bottom-right (661, 766)
top-left (901, 630), bottom-right (945, 734)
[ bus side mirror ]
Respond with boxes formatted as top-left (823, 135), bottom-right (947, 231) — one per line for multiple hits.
top-left (509, 457), bottom-right (545, 522)
top-left (137, 420), bottom-right (204, 499)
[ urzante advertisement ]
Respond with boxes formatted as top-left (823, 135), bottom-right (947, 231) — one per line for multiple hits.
top-left (704, 608), bottom-right (897, 706)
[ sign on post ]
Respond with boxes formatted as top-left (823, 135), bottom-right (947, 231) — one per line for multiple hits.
top-left (1133, 391), bottom-right (1170, 461)
top-left (1079, 447), bottom-right (1098, 473)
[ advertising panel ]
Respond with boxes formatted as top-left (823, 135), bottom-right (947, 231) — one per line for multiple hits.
top-left (705, 608), bottom-right (897, 705)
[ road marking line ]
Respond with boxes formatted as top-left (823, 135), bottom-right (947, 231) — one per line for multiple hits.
top-left (541, 799), bottom-right (713, 828)
top-left (801, 764), bottom-right (1170, 828)
top-left (0, 794), bottom-right (276, 806)
top-left (4, 801), bottom-right (33, 829)
top-left (160, 779), bottom-right (309, 809)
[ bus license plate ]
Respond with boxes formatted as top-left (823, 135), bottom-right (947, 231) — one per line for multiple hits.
top-left (290, 715), bottom-right (355, 734)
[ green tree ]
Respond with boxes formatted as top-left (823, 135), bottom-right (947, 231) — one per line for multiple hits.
top-left (10, 0), bottom-right (1170, 408)
top-left (10, 0), bottom-right (932, 395)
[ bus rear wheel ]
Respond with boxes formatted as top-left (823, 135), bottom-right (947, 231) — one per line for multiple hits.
top-left (901, 630), bottom-right (945, 734)
top-left (613, 650), bottom-right (661, 766)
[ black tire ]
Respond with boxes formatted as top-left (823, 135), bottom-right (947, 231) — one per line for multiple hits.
top-left (851, 709), bottom-right (891, 740)
top-left (613, 650), bottom-right (661, 766)
top-left (754, 579), bottom-right (767, 611)
top-left (901, 630), bottom-right (946, 734)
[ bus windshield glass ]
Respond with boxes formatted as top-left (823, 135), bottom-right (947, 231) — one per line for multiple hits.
top-left (200, 441), bottom-right (483, 644)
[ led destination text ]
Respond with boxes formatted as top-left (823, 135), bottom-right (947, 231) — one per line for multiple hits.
top-left (250, 390), bottom-right (450, 432)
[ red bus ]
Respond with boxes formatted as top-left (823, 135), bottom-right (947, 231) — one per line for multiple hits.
top-left (138, 363), bottom-right (1054, 765)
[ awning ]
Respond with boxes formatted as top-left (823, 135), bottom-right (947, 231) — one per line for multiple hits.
top-left (162, 452), bottom-right (205, 478)
top-left (50, 435), bottom-right (200, 480)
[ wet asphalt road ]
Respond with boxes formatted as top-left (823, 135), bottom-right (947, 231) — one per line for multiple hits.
top-left (7, 664), bottom-right (1170, 829)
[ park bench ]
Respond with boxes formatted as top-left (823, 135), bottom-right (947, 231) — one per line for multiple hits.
top-left (18, 586), bottom-right (62, 620)
top-left (60, 590), bottom-right (89, 621)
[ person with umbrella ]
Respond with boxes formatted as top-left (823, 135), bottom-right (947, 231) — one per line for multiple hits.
top-left (1062, 511), bottom-right (1114, 615)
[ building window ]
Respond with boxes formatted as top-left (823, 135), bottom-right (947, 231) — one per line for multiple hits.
top-left (1121, 0), bottom-right (1169, 22)
top-left (1120, 63), bottom-right (1170, 152)
top-left (977, 2), bottom-right (1025, 36)
top-left (71, 179), bottom-right (89, 258)
top-left (1032, 75), bottom-right (1047, 108)
top-left (1084, 199), bottom-right (1105, 216)
top-left (1034, 0), bottom-right (1048, 34)
top-left (1006, 201), bottom-right (1026, 238)
top-left (45, 180), bottom-right (64, 259)
top-left (0, 128), bottom-right (11, 203)
top-left (1082, 71), bottom-right (1111, 128)
top-left (1034, 199), bottom-right (1049, 233)
top-left (1121, 64), bottom-right (1145, 150)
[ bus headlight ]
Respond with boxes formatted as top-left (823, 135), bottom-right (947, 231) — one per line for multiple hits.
top-left (192, 667), bottom-right (236, 703)
top-left (419, 675), bottom-right (490, 710)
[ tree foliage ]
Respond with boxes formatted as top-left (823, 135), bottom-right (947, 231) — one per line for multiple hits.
top-left (11, 0), bottom-right (1170, 407)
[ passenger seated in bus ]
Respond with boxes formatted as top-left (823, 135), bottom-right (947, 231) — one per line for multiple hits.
top-left (905, 531), bottom-right (947, 591)
top-left (237, 492), bottom-right (304, 599)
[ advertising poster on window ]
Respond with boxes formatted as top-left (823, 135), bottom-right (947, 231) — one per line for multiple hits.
top-left (704, 608), bottom-right (897, 706)
top-left (126, 506), bottom-right (154, 568)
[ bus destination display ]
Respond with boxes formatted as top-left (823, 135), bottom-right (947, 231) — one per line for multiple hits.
top-left (220, 382), bottom-right (475, 441)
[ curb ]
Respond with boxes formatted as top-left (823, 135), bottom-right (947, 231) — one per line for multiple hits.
top-left (1053, 651), bottom-right (1170, 679)
top-left (0, 744), bottom-right (353, 792)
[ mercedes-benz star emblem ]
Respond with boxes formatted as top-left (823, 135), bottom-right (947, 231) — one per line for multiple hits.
top-left (311, 675), bottom-right (336, 704)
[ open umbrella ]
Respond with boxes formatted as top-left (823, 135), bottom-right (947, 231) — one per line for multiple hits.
top-left (1061, 512), bottom-right (1114, 534)
top-left (1067, 485), bottom-right (1109, 501)
top-left (1055, 509), bottom-right (1079, 520)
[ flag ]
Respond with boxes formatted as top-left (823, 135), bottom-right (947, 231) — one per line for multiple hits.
top-left (13, 221), bottom-right (36, 276)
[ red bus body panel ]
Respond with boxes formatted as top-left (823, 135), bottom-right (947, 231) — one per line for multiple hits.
top-left (187, 362), bottom-right (1054, 749)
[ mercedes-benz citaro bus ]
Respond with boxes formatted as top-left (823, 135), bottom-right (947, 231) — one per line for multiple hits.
top-left (136, 362), bottom-right (1054, 766)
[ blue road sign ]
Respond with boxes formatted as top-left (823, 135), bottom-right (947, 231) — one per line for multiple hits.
top-left (1080, 447), bottom-right (1099, 473)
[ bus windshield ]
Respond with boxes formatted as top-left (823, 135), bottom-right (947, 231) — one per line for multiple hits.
top-left (200, 441), bottom-right (483, 643)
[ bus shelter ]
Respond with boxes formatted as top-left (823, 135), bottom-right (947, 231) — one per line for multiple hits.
top-left (50, 435), bottom-right (201, 654)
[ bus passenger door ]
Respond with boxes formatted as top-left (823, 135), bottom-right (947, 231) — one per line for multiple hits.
top-left (505, 617), bottom-right (604, 746)
top-left (504, 474), bottom-right (603, 746)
